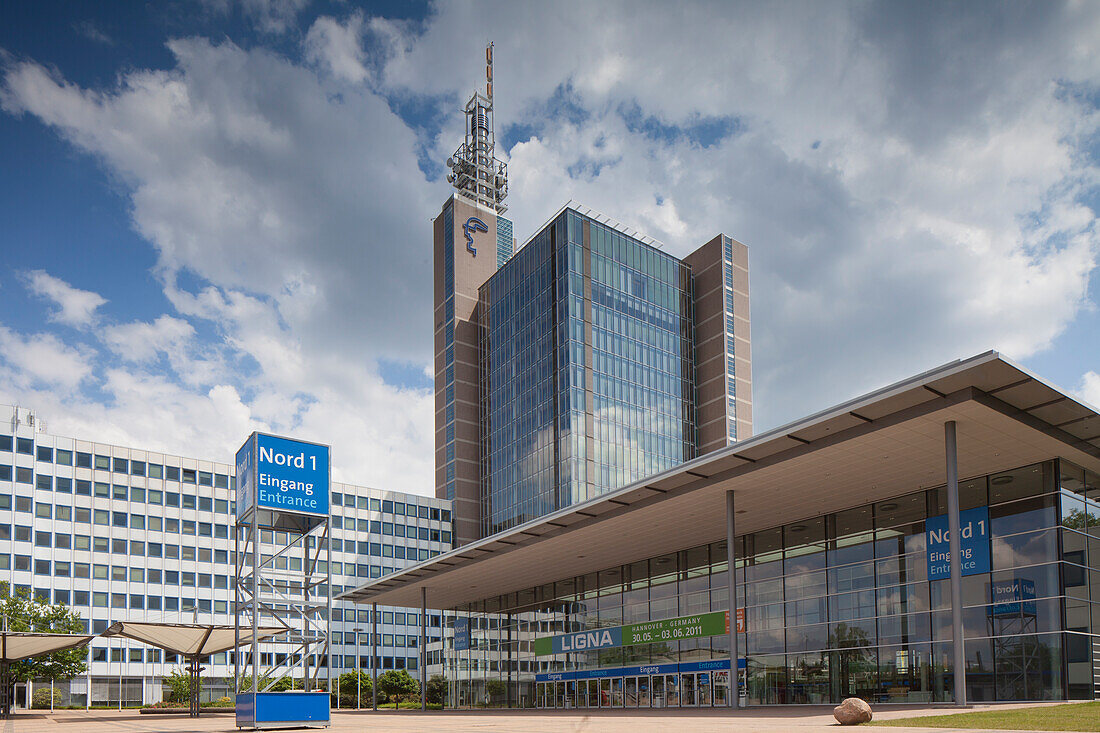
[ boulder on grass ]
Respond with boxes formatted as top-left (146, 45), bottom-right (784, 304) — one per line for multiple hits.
top-left (833, 697), bottom-right (872, 725)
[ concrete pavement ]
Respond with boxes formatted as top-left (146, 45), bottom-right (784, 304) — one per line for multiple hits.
top-left (0, 703), bottom-right (1086, 733)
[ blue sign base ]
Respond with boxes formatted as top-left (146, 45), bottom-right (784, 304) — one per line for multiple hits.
top-left (236, 692), bottom-right (330, 729)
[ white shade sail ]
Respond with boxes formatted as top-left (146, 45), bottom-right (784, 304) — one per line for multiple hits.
top-left (0, 633), bottom-right (95, 662)
top-left (102, 622), bottom-right (285, 658)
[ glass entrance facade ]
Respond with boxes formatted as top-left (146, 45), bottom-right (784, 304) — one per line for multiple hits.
top-left (445, 459), bottom-right (1100, 706)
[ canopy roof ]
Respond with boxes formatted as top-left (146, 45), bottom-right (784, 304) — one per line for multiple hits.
top-left (340, 351), bottom-right (1100, 610)
top-left (102, 622), bottom-right (285, 658)
top-left (0, 632), bottom-right (94, 662)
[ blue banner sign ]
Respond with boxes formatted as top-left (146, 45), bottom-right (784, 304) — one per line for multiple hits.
top-left (453, 617), bottom-right (470, 652)
top-left (535, 658), bottom-right (746, 683)
top-left (990, 578), bottom-right (1037, 617)
top-left (236, 432), bottom-right (330, 519)
top-left (926, 505), bottom-right (991, 580)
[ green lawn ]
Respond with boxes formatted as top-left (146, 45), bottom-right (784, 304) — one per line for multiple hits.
top-left (872, 702), bottom-right (1100, 731)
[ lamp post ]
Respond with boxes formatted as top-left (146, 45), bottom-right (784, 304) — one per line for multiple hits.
top-left (353, 627), bottom-right (367, 709)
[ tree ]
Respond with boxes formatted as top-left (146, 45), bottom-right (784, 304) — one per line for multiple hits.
top-left (484, 678), bottom-right (506, 705)
top-left (425, 675), bottom-right (446, 706)
top-left (376, 669), bottom-right (418, 707)
top-left (0, 584), bottom-right (89, 684)
top-left (330, 671), bottom-right (371, 708)
top-left (164, 669), bottom-right (194, 704)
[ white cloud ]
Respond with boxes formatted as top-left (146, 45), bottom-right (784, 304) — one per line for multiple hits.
top-left (102, 315), bottom-right (195, 363)
top-left (22, 270), bottom-right (107, 327)
top-left (1081, 371), bottom-right (1100, 409)
top-left (0, 326), bottom-right (93, 392)
top-left (304, 12), bottom-right (369, 84)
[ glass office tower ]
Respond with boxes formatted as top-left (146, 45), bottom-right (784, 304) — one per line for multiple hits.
top-left (477, 206), bottom-right (750, 537)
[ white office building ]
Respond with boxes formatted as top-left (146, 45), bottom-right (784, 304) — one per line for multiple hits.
top-left (0, 404), bottom-right (452, 707)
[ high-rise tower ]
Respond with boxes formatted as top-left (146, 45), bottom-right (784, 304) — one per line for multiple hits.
top-left (434, 43), bottom-right (515, 545)
top-left (433, 48), bottom-right (752, 546)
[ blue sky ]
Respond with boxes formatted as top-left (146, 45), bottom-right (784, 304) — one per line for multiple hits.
top-left (0, 1), bottom-right (1098, 495)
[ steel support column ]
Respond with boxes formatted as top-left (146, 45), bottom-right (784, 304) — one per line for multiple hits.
top-left (371, 602), bottom-right (378, 711)
top-left (726, 490), bottom-right (740, 708)
top-left (946, 420), bottom-right (967, 706)
top-left (420, 587), bottom-right (427, 711)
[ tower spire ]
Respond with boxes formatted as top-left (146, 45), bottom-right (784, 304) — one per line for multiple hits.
top-left (446, 42), bottom-right (508, 213)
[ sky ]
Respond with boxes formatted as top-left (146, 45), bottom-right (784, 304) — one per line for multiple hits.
top-left (0, 0), bottom-right (1098, 496)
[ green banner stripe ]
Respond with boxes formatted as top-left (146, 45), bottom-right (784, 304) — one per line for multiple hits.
top-left (534, 610), bottom-right (728, 657)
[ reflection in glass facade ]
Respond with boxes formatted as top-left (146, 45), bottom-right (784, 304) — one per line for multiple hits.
top-left (446, 460), bottom-right (1100, 706)
top-left (479, 207), bottom-right (695, 536)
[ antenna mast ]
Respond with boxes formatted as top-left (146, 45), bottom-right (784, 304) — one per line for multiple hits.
top-left (446, 42), bottom-right (508, 213)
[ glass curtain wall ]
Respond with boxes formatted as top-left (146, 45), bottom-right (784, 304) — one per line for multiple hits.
top-left (479, 208), bottom-right (696, 537)
top-left (445, 459), bottom-right (1100, 706)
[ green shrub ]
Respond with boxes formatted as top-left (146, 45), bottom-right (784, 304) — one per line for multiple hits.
top-left (31, 687), bottom-right (62, 709)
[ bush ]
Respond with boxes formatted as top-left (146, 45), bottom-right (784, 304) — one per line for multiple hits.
top-left (31, 687), bottom-right (62, 709)
top-left (330, 671), bottom-right (372, 708)
top-left (425, 675), bottom-right (446, 706)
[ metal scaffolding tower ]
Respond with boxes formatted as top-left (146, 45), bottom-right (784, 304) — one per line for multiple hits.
top-left (446, 42), bottom-right (509, 213)
top-left (234, 432), bottom-right (332, 729)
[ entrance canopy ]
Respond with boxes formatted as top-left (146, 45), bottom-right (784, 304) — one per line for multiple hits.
top-left (0, 632), bottom-right (94, 662)
top-left (102, 622), bottom-right (285, 658)
top-left (340, 351), bottom-right (1100, 610)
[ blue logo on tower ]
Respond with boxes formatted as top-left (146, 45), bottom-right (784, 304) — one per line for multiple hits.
top-left (463, 216), bottom-right (487, 255)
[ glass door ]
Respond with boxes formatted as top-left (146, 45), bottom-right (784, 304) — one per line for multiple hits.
top-left (586, 679), bottom-right (599, 708)
top-left (611, 678), bottom-right (624, 707)
top-left (651, 675), bottom-right (665, 708)
top-left (555, 681), bottom-right (565, 708)
top-left (625, 677), bottom-right (638, 707)
top-left (681, 673), bottom-right (697, 706)
top-left (665, 674), bottom-right (680, 706)
top-left (638, 676), bottom-right (651, 707)
top-left (536, 682), bottom-right (547, 708)
top-left (698, 672), bottom-right (712, 706)
top-left (713, 671), bottom-right (729, 706)
top-left (565, 680), bottom-right (576, 708)
top-left (599, 678), bottom-right (611, 707)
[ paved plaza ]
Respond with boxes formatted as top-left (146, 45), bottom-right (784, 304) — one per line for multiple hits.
top-left (0, 704), bottom-right (1085, 733)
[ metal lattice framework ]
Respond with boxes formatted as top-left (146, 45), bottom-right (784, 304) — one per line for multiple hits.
top-left (446, 42), bottom-right (508, 213)
top-left (234, 514), bottom-right (331, 701)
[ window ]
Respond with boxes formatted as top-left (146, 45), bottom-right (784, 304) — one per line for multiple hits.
top-left (147, 489), bottom-right (162, 505)
top-left (92, 592), bottom-right (107, 608)
top-left (15, 524), bottom-right (31, 541)
top-left (112, 538), bottom-right (126, 554)
top-left (55, 561), bottom-right (70, 576)
top-left (35, 474), bottom-right (51, 491)
top-left (54, 532), bottom-right (70, 549)
top-left (166, 492), bottom-right (180, 507)
top-left (15, 496), bottom-right (31, 512)
top-left (214, 473), bottom-right (228, 489)
top-left (34, 559), bottom-right (50, 574)
top-left (198, 471), bottom-right (212, 486)
top-left (182, 494), bottom-right (196, 510)
top-left (14, 555), bottom-right (30, 571)
top-left (130, 460), bottom-right (145, 476)
top-left (74, 507), bottom-right (90, 523)
top-left (0, 466), bottom-right (10, 481)
top-left (148, 542), bottom-right (162, 558)
top-left (55, 449), bottom-right (72, 465)
top-left (130, 514), bottom-right (144, 529)
top-left (74, 536), bottom-right (90, 551)
top-left (75, 479), bottom-right (91, 496)
top-left (130, 541), bottom-right (144, 555)
top-left (112, 511), bottom-right (127, 527)
top-left (73, 590), bottom-right (88, 605)
top-left (15, 467), bottom-right (32, 484)
top-left (182, 468), bottom-right (196, 483)
top-left (147, 596), bottom-right (161, 611)
top-left (55, 477), bottom-right (71, 493)
top-left (75, 452), bottom-right (91, 468)
top-left (130, 487), bottom-right (144, 502)
top-left (35, 502), bottom-right (51, 518)
top-left (113, 484), bottom-right (127, 500)
top-left (34, 531), bottom-right (50, 547)
top-left (94, 455), bottom-right (110, 470)
top-left (181, 546), bottom-right (196, 561)
top-left (93, 537), bottom-right (109, 552)
top-left (36, 446), bottom-right (52, 462)
top-left (113, 458), bottom-right (128, 474)
top-left (111, 566), bottom-right (126, 581)
top-left (148, 463), bottom-right (163, 479)
top-left (0, 435), bottom-right (11, 452)
top-left (215, 498), bottom-right (228, 514)
top-left (165, 466), bottom-right (180, 481)
top-left (199, 496), bottom-right (212, 512)
top-left (94, 482), bottom-right (109, 498)
top-left (16, 438), bottom-right (33, 455)
top-left (148, 516), bottom-right (162, 531)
